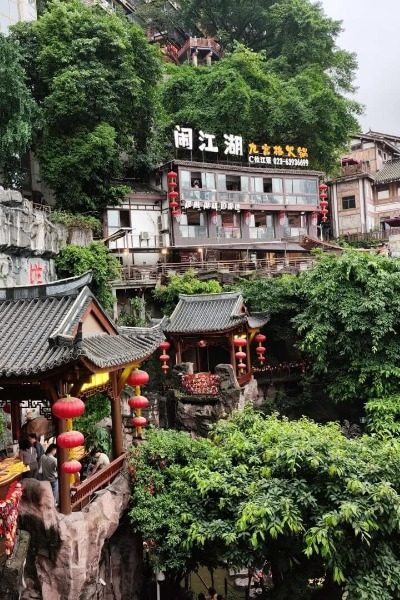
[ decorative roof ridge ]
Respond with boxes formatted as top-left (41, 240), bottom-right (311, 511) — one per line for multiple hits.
top-left (0, 271), bottom-right (93, 302)
top-left (49, 286), bottom-right (93, 346)
top-left (177, 291), bottom-right (242, 300)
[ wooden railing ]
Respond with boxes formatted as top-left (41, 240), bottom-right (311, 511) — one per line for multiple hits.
top-left (112, 256), bottom-right (317, 284)
top-left (70, 453), bottom-right (126, 512)
top-left (344, 229), bottom-right (400, 243)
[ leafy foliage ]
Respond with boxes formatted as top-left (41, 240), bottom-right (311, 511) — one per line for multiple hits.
top-left (154, 269), bottom-right (222, 315)
top-left (0, 34), bottom-right (37, 187)
top-left (75, 393), bottom-right (111, 454)
top-left (130, 409), bottom-right (400, 599)
top-left (117, 297), bottom-right (147, 327)
top-left (293, 251), bottom-right (400, 403)
top-left (161, 45), bottom-right (360, 172)
top-left (366, 396), bottom-right (400, 438)
top-left (55, 242), bottom-right (120, 311)
top-left (12, 0), bottom-right (162, 212)
top-left (49, 211), bottom-right (101, 235)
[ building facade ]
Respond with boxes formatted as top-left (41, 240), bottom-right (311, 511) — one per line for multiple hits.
top-left (329, 131), bottom-right (400, 237)
top-left (0, 0), bottom-right (36, 33)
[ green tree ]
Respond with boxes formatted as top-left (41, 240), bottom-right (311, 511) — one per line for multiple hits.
top-left (75, 393), bottom-right (111, 454)
top-left (154, 269), bottom-right (222, 315)
top-left (12, 0), bottom-right (162, 212)
top-left (55, 242), bottom-right (120, 311)
top-left (161, 45), bottom-right (360, 172)
top-left (0, 35), bottom-right (37, 187)
top-left (293, 251), bottom-right (400, 403)
top-left (130, 408), bottom-right (400, 599)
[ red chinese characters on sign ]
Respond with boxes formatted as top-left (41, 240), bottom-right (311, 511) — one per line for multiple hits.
top-left (29, 263), bottom-right (43, 285)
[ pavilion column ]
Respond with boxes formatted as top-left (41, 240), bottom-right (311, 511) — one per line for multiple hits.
top-left (10, 398), bottom-right (21, 442)
top-left (110, 371), bottom-right (124, 459)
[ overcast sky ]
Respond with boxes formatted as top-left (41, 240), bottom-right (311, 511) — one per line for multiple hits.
top-left (319, 0), bottom-right (400, 135)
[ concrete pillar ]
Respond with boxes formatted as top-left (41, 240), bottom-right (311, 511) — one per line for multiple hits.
top-left (192, 50), bottom-right (198, 66)
top-left (206, 51), bottom-right (213, 66)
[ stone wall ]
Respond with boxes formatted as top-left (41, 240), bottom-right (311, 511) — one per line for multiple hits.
top-left (7, 471), bottom-right (143, 600)
top-left (0, 189), bottom-right (67, 287)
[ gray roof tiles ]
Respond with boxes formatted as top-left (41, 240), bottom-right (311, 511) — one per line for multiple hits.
top-left (375, 159), bottom-right (400, 184)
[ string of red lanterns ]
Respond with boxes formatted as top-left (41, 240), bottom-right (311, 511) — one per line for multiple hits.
top-left (167, 170), bottom-right (180, 218)
top-left (127, 369), bottom-right (150, 437)
top-left (159, 341), bottom-right (171, 374)
top-left (255, 333), bottom-right (266, 365)
top-left (233, 337), bottom-right (247, 376)
top-left (52, 396), bottom-right (85, 475)
top-left (319, 183), bottom-right (328, 223)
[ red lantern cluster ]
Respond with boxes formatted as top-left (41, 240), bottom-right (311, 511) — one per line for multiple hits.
top-left (255, 333), bottom-right (266, 365)
top-left (319, 183), bottom-right (328, 223)
top-left (128, 369), bottom-right (150, 437)
top-left (52, 396), bottom-right (86, 475)
top-left (159, 341), bottom-right (171, 374)
top-left (167, 170), bottom-right (180, 218)
top-left (234, 337), bottom-right (247, 376)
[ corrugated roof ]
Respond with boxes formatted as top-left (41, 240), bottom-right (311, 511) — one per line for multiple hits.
top-left (163, 292), bottom-right (269, 334)
top-left (374, 159), bottom-right (400, 184)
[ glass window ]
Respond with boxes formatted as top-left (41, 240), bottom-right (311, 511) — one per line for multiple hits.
top-left (241, 176), bottom-right (250, 192)
top-left (217, 212), bottom-right (240, 227)
top-left (201, 172), bottom-right (216, 189)
top-left (180, 170), bottom-right (191, 188)
top-left (263, 178), bottom-right (283, 193)
top-left (285, 179), bottom-right (318, 194)
top-left (190, 172), bottom-right (202, 188)
top-left (217, 174), bottom-right (226, 190)
top-left (186, 210), bottom-right (205, 226)
top-left (252, 177), bottom-right (264, 193)
top-left (226, 175), bottom-right (241, 191)
top-left (342, 196), bottom-right (356, 210)
top-left (107, 210), bottom-right (120, 227)
top-left (119, 210), bottom-right (130, 228)
top-left (288, 213), bottom-right (301, 227)
top-left (377, 188), bottom-right (390, 200)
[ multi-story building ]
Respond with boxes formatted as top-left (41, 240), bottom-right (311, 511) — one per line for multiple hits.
top-left (329, 131), bottom-right (400, 236)
top-left (0, 0), bottom-right (36, 33)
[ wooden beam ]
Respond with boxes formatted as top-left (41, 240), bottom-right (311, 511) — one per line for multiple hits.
top-left (110, 371), bottom-right (124, 459)
top-left (0, 386), bottom-right (45, 401)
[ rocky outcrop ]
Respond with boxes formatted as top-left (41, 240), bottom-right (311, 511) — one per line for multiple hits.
top-left (17, 471), bottom-right (142, 600)
top-left (0, 189), bottom-right (67, 287)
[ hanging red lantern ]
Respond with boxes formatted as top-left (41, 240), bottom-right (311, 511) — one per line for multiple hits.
top-left (319, 183), bottom-right (329, 224)
top-left (128, 396), bottom-right (149, 410)
top-left (319, 183), bottom-right (328, 192)
top-left (197, 339), bottom-right (207, 348)
top-left (52, 396), bottom-right (85, 419)
top-left (235, 351), bottom-right (247, 361)
top-left (127, 370), bottom-right (149, 387)
top-left (57, 431), bottom-right (85, 449)
top-left (161, 364), bottom-right (169, 372)
top-left (2, 403), bottom-right (11, 414)
top-left (160, 341), bottom-right (171, 352)
top-left (168, 190), bottom-right (178, 200)
top-left (159, 342), bottom-right (171, 375)
top-left (169, 201), bottom-right (179, 211)
top-left (62, 460), bottom-right (82, 474)
top-left (233, 338), bottom-right (246, 348)
top-left (132, 416), bottom-right (147, 428)
top-left (255, 333), bottom-right (267, 365)
top-left (168, 181), bottom-right (177, 190)
top-left (167, 171), bottom-right (178, 182)
top-left (233, 337), bottom-right (247, 376)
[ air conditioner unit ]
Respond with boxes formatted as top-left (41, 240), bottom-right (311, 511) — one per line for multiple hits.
top-left (140, 231), bottom-right (150, 240)
top-left (161, 213), bottom-right (169, 232)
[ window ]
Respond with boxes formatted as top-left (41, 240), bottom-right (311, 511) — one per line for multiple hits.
top-left (342, 196), bottom-right (356, 210)
top-left (201, 172), bottom-right (216, 189)
top-left (285, 179), bottom-right (317, 194)
top-left (249, 212), bottom-right (275, 240)
top-left (377, 188), bottom-right (390, 200)
top-left (107, 210), bottom-right (130, 227)
top-left (216, 211), bottom-right (241, 238)
top-left (182, 210), bottom-right (205, 226)
top-left (107, 210), bottom-right (120, 228)
top-left (217, 174), bottom-right (226, 190)
top-left (119, 210), bottom-right (130, 228)
top-left (180, 170), bottom-right (191, 188)
top-left (226, 175), bottom-right (241, 191)
top-left (263, 178), bottom-right (283, 193)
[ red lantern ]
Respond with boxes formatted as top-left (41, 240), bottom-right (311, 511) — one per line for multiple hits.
top-left (132, 416), bottom-right (147, 428)
top-left (57, 431), bottom-right (84, 449)
top-left (238, 362), bottom-right (246, 370)
top-left (128, 395), bottom-right (149, 410)
top-left (159, 341), bottom-right (171, 351)
top-left (168, 190), bottom-right (178, 200)
top-left (161, 364), bottom-right (169, 372)
top-left (256, 346), bottom-right (266, 354)
top-left (168, 181), bottom-right (177, 190)
top-left (2, 403), bottom-right (11, 414)
top-left (233, 338), bottom-right (246, 348)
top-left (197, 339), bottom-right (207, 348)
top-left (159, 354), bottom-right (170, 362)
top-left (167, 171), bottom-right (177, 180)
top-left (319, 183), bottom-right (328, 192)
top-left (62, 460), bottom-right (82, 474)
top-left (52, 396), bottom-right (85, 419)
top-left (169, 201), bottom-right (179, 210)
top-left (255, 333), bottom-right (266, 365)
top-left (127, 370), bottom-right (149, 387)
top-left (235, 351), bottom-right (247, 361)
top-left (319, 183), bottom-right (329, 224)
top-left (255, 334), bottom-right (266, 344)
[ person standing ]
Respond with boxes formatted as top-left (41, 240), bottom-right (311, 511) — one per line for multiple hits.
top-left (41, 444), bottom-right (58, 503)
top-left (28, 433), bottom-right (45, 469)
top-left (19, 437), bottom-right (39, 479)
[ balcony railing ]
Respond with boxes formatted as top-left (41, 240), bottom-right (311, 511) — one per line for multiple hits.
top-left (216, 226), bottom-right (241, 239)
top-left (70, 453), bottom-right (126, 511)
top-left (180, 189), bottom-right (319, 207)
top-left (181, 189), bottom-right (217, 202)
top-left (249, 227), bottom-right (275, 240)
top-left (178, 225), bottom-right (208, 238)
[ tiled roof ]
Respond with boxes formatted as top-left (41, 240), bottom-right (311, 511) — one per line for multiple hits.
top-left (374, 159), bottom-right (400, 184)
top-left (0, 276), bottom-right (163, 378)
top-left (163, 292), bottom-right (269, 334)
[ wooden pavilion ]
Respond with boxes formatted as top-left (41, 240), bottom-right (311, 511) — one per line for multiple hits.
top-left (0, 273), bottom-right (163, 514)
top-left (163, 292), bottom-right (269, 386)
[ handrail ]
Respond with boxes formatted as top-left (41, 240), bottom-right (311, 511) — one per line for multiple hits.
top-left (70, 453), bottom-right (126, 511)
top-left (112, 256), bottom-right (317, 282)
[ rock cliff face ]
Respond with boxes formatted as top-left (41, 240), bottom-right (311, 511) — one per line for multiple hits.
top-left (0, 189), bottom-right (67, 287)
top-left (16, 474), bottom-right (142, 600)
